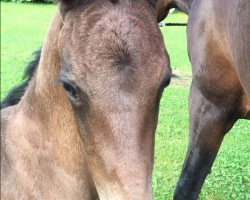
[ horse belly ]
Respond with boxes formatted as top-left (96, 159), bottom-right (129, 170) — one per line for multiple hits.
top-left (226, 0), bottom-right (250, 100)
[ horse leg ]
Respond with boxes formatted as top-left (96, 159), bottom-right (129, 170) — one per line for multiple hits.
top-left (173, 81), bottom-right (238, 200)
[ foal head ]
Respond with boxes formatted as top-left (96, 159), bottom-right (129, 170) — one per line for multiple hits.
top-left (57, 0), bottom-right (171, 199)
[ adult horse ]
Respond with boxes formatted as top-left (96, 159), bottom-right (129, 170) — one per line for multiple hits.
top-left (156, 0), bottom-right (250, 199)
top-left (1, 0), bottom-right (173, 199)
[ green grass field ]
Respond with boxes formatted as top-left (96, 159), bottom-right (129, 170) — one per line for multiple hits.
top-left (1, 3), bottom-right (250, 200)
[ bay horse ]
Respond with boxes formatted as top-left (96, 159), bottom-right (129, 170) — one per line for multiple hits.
top-left (156, 0), bottom-right (250, 199)
top-left (1, 0), bottom-right (173, 199)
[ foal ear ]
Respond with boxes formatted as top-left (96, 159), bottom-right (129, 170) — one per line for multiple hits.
top-left (155, 0), bottom-right (175, 22)
top-left (56, 0), bottom-right (81, 16)
top-left (155, 0), bottom-right (192, 20)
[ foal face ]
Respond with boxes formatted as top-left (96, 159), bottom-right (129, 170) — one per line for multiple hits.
top-left (58, 1), bottom-right (171, 199)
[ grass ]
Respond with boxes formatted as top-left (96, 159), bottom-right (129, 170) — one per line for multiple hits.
top-left (154, 89), bottom-right (250, 200)
top-left (1, 2), bottom-right (56, 99)
top-left (1, 3), bottom-right (250, 200)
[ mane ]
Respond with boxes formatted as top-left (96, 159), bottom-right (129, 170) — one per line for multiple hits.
top-left (1, 49), bottom-right (41, 110)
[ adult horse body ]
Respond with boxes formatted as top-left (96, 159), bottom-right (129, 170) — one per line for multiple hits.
top-left (157, 0), bottom-right (250, 199)
top-left (1, 1), bottom-right (172, 199)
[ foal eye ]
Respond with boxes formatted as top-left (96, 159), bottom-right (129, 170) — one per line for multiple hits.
top-left (62, 81), bottom-right (80, 101)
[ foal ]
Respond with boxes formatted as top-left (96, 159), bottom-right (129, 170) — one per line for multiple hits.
top-left (1, 0), bottom-right (172, 199)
